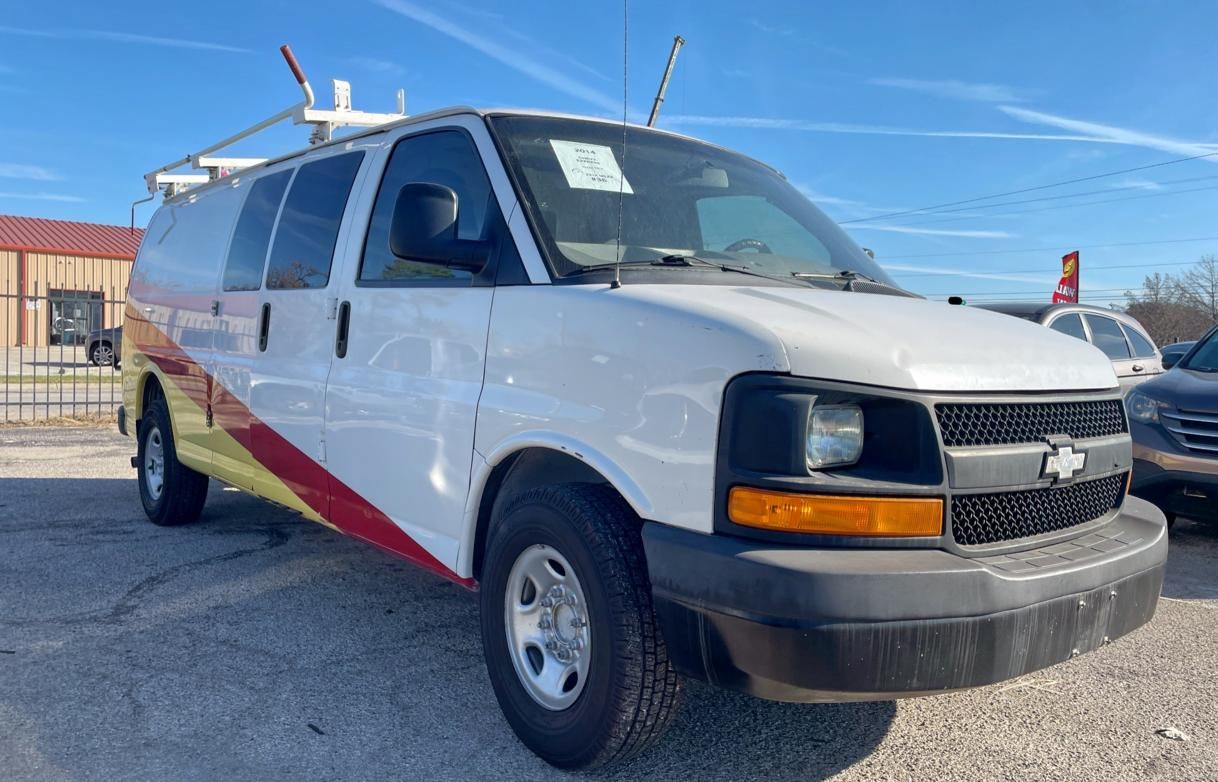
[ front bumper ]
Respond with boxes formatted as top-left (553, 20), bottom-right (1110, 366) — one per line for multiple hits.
top-left (1132, 430), bottom-right (1218, 523)
top-left (643, 497), bottom-right (1167, 703)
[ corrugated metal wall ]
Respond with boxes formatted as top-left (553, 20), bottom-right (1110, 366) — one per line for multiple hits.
top-left (0, 249), bottom-right (16, 348)
top-left (4, 251), bottom-right (132, 347)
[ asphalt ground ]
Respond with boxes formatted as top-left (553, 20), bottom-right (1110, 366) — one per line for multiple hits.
top-left (1, 427), bottom-right (1216, 781)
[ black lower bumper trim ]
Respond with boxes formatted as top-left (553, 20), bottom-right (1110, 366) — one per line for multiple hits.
top-left (644, 499), bottom-right (1167, 702)
top-left (653, 565), bottom-right (1163, 702)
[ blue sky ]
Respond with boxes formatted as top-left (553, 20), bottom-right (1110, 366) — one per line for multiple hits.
top-left (2, 0), bottom-right (1217, 304)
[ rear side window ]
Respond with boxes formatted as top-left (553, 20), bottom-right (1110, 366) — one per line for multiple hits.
top-left (266, 152), bottom-right (364, 289)
top-left (1121, 324), bottom-right (1157, 358)
top-left (223, 170), bottom-right (292, 291)
top-left (1084, 314), bottom-right (1132, 360)
top-left (1048, 313), bottom-right (1086, 342)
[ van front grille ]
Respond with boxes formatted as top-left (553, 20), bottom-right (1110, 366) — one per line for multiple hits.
top-left (936, 400), bottom-right (1127, 448)
top-left (951, 473), bottom-right (1127, 546)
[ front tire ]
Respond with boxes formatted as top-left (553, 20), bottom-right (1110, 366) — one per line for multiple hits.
top-left (480, 483), bottom-right (682, 770)
top-left (137, 398), bottom-right (208, 526)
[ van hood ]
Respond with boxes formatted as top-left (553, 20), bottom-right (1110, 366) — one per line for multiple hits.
top-left (624, 285), bottom-right (1118, 393)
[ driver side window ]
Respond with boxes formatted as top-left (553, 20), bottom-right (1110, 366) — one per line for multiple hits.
top-left (360, 129), bottom-right (500, 284)
top-left (696, 195), bottom-right (830, 262)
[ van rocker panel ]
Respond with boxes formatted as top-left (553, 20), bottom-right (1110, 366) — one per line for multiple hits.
top-left (642, 496), bottom-right (1167, 702)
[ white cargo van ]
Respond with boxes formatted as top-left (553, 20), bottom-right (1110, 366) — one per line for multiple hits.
top-left (122, 106), bottom-right (1168, 770)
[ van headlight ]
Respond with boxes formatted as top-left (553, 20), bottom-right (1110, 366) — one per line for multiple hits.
top-left (807, 404), bottom-right (864, 469)
top-left (1126, 390), bottom-right (1167, 423)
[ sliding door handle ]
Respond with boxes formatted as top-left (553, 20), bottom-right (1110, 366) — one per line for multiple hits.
top-left (334, 300), bottom-right (351, 358)
top-left (258, 303), bottom-right (272, 352)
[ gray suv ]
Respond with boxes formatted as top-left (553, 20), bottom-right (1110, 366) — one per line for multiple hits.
top-left (1129, 325), bottom-right (1218, 527)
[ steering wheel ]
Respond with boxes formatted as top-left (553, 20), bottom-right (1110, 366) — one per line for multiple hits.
top-left (723, 238), bottom-right (773, 254)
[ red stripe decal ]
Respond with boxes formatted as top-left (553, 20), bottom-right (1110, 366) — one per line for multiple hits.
top-left (127, 308), bottom-right (474, 588)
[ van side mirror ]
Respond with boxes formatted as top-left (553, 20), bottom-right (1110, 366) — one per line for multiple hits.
top-left (1162, 353), bottom-right (1178, 370)
top-left (389, 182), bottom-right (490, 271)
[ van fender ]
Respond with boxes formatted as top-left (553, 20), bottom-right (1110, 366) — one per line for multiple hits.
top-left (455, 432), bottom-right (655, 579)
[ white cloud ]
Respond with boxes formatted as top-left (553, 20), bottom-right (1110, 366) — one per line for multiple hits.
top-left (883, 262), bottom-right (1056, 285)
top-left (851, 224), bottom-right (1016, 238)
top-left (343, 56), bottom-right (405, 76)
top-left (792, 184), bottom-right (865, 208)
top-left (0, 25), bottom-right (250, 53)
top-left (869, 77), bottom-right (1032, 103)
top-left (1111, 178), bottom-right (1163, 192)
top-left (749, 19), bottom-right (796, 37)
top-left (663, 114), bottom-right (1113, 143)
top-left (999, 105), bottom-right (1218, 158)
top-left (0, 163), bottom-right (60, 181)
top-left (372, 0), bottom-right (619, 113)
top-left (0, 192), bottom-right (84, 202)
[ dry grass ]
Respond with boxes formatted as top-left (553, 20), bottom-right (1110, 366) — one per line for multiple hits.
top-left (0, 374), bottom-right (121, 384)
top-left (0, 413), bottom-right (117, 428)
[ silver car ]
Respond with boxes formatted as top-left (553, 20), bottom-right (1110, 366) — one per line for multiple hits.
top-left (979, 302), bottom-right (1163, 393)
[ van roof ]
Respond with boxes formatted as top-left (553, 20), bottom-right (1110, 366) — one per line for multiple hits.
top-left (160, 107), bottom-right (776, 203)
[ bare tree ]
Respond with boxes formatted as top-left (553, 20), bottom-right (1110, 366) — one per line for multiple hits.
top-left (1121, 260), bottom-right (1216, 345)
top-left (1178, 255), bottom-right (1218, 320)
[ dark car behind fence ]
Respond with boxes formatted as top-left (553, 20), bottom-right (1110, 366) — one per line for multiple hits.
top-left (2, 269), bottom-right (127, 422)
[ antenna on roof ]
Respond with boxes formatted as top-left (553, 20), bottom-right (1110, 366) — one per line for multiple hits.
top-left (142, 45), bottom-right (407, 198)
top-left (646, 35), bottom-right (685, 127)
top-left (610, 0), bottom-right (629, 290)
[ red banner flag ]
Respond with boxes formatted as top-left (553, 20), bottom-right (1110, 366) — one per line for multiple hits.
top-left (1052, 251), bottom-right (1079, 303)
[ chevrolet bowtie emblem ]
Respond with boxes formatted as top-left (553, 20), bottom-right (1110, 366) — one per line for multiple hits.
top-left (1043, 444), bottom-right (1086, 481)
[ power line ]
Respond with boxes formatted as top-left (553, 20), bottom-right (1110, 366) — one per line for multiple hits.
top-left (856, 182), bottom-right (1218, 228)
top-left (881, 236), bottom-right (1218, 261)
top-left (872, 173), bottom-right (1218, 219)
top-left (928, 287), bottom-right (1138, 296)
top-left (839, 148), bottom-right (1218, 225)
top-left (888, 258), bottom-right (1205, 278)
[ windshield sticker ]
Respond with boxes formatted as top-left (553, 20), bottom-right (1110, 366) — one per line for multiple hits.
top-left (549, 140), bottom-right (634, 194)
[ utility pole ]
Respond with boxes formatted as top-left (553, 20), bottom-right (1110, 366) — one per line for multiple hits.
top-left (647, 35), bottom-right (686, 127)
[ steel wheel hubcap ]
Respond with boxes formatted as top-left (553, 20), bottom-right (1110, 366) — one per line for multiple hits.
top-left (504, 544), bottom-right (591, 710)
top-left (145, 426), bottom-right (165, 500)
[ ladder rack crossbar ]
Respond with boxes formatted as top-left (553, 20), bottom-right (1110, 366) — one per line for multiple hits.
top-left (142, 45), bottom-right (405, 196)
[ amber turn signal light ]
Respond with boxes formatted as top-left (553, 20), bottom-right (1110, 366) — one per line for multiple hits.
top-left (728, 487), bottom-right (943, 536)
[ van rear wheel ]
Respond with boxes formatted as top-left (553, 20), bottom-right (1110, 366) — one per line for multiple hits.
top-left (137, 398), bottom-right (208, 526)
top-left (479, 483), bottom-right (682, 770)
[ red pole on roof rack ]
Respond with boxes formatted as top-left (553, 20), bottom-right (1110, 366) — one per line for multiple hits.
top-left (280, 45), bottom-right (307, 86)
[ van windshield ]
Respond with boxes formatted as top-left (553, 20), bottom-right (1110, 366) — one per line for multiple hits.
top-left (490, 114), bottom-right (896, 285)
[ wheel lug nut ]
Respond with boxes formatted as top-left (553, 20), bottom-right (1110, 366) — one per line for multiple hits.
top-left (538, 617), bottom-right (551, 629)
top-left (540, 597), bottom-right (554, 608)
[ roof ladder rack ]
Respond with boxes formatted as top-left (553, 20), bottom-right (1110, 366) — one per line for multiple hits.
top-left (143, 45), bottom-right (405, 197)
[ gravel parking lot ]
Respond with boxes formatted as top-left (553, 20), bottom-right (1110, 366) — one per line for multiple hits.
top-left (1, 426), bottom-right (1216, 781)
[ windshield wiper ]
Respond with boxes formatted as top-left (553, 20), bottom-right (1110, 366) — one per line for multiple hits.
top-left (567, 254), bottom-right (811, 287)
top-left (792, 269), bottom-right (917, 297)
top-left (792, 269), bottom-right (876, 283)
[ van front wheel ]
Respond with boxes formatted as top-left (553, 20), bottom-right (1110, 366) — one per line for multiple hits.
top-left (479, 483), bottom-right (682, 770)
top-left (137, 398), bottom-right (208, 526)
